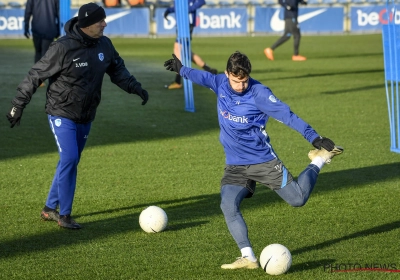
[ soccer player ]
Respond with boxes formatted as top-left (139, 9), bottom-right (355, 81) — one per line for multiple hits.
top-left (164, 0), bottom-right (218, 89)
top-left (6, 3), bottom-right (149, 229)
top-left (164, 51), bottom-right (343, 269)
top-left (264, 0), bottom-right (308, 61)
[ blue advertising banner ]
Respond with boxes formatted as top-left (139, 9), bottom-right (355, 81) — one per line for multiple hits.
top-left (72, 8), bottom-right (149, 36)
top-left (0, 9), bottom-right (24, 35)
top-left (156, 7), bottom-right (248, 35)
top-left (0, 8), bottom-right (149, 37)
top-left (254, 6), bottom-right (344, 33)
top-left (350, 5), bottom-right (399, 32)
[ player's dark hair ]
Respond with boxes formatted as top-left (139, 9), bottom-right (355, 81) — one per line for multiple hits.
top-left (226, 51), bottom-right (252, 79)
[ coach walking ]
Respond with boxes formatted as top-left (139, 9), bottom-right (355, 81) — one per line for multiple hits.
top-left (6, 2), bottom-right (149, 229)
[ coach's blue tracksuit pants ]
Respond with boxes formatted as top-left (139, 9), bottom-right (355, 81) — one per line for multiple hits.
top-left (45, 115), bottom-right (91, 216)
top-left (220, 164), bottom-right (320, 249)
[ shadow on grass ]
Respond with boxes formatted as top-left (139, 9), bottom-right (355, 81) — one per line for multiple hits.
top-left (291, 220), bottom-right (400, 257)
top-left (251, 68), bottom-right (383, 80)
top-left (289, 259), bottom-right (336, 274)
top-left (321, 84), bottom-right (384, 95)
top-left (0, 162), bottom-right (399, 259)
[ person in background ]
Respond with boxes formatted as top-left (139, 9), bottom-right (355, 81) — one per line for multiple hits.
top-left (24, 0), bottom-right (60, 87)
top-left (264, 0), bottom-right (308, 61)
top-left (164, 51), bottom-right (343, 269)
top-left (164, 0), bottom-right (218, 89)
top-left (7, 2), bottom-right (149, 230)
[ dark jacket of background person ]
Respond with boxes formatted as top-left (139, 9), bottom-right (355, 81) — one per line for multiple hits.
top-left (12, 17), bottom-right (143, 124)
top-left (279, 0), bottom-right (304, 19)
top-left (24, 0), bottom-right (60, 40)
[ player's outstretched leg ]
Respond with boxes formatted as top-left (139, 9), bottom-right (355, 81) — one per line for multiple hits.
top-left (275, 146), bottom-right (343, 207)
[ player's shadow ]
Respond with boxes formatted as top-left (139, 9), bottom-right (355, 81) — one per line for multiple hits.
top-left (251, 68), bottom-right (383, 80)
top-left (0, 163), bottom-right (399, 259)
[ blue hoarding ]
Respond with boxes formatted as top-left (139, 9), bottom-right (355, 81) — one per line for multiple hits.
top-left (254, 6), bottom-right (344, 33)
top-left (351, 5), bottom-right (398, 32)
top-left (0, 8), bottom-right (149, 37)
top-left (156, 7), bottom-right (248, 35)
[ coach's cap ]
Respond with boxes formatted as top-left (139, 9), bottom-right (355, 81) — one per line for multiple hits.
top-left (78, 2), bottom-right (106, 28)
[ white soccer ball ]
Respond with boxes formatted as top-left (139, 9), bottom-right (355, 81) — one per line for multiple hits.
top-left (259, 244), bottom-right (292, 275)
top-left (139, 206), bottom-right (168, 233)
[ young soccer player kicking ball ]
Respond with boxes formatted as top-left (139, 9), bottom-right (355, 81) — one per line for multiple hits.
top-left (164, 51), bottom-right (343, 269)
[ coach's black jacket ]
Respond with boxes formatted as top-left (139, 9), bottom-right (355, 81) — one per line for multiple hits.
top-left (12, 17), bottom-right (142, 124)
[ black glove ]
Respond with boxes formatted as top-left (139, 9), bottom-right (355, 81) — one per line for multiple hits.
top-left (312, 136), bottom-right (335, 151)
top-left (6, 106), bottom-right (24, 128)
top-left (164, 54), bottom-right (183, 75)
top-left (24, 30), bottom-right (30, 39)
top-left (301, 0), bottom-right (308, 5)
top-left (133, 85), bottom-right (149, 105)
top-left (164, 10), bottom-right (170, 20)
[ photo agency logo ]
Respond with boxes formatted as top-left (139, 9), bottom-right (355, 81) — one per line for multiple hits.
top-left (323, 263), bottom-right (400, 273)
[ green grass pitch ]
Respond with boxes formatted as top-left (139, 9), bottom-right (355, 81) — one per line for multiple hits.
top-left (0, 34), bottom-right (399, 279)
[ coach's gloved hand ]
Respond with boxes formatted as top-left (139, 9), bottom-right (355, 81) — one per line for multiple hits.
top-left (132, 85), bottom-right (149, 105)
top-left (6, 106), bottom-right (24, 128)
top-left (164, 54), bottom-right (183, 75)
top-left (164, 10), bottom-right (170, 20)
top-left (312, 136), bottom-right (335, 151)
top-left (24, 30), bottom-right (30, 39)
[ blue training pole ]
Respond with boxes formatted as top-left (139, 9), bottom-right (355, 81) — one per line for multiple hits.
top-left (382, 0), bottom-right (400, 153)
top-left (59, 0), bottom-right (70, 36)
top-left (175, 0), bottom-right (195, 112)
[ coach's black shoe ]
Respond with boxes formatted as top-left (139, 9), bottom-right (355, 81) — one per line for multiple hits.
top-left (40, 208), bottom-right (59, 222)
top-left (58, 215), bottom-right (82, 229)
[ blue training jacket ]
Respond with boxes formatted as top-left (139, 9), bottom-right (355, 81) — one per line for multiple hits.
top-left (180, 66), bottom-right (319, 165)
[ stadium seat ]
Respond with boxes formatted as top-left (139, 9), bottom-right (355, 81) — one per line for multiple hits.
top-left (205, 0), bottom-right (218, 7)
top-left (263, 0), bottom-right (276, 5)
top-left (233, 0), bottom-right (248, 5)
top-left (8, 1), bottom-right (22, 8)
top-left (156, 0), bottom-right (171, 7)
top-left (306, 0), bottom-right (320, 4)
top-left (321, 0), bottom-right (336, 4)
top-left (248, 0), bottom-right (262, 5)
top-left (219, 0), bottom-right (231, 6)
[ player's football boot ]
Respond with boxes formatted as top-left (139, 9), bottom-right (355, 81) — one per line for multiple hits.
top-left (221, 257), bottom-right (260, 269)
top-left (292, 55), bottom-right (307, 61)
top-left (40, 208), bottom-right (59, 222)
top-left (264, 48), bottom-right (274, 61)
top-left (167, 82), bottom-right (182, 89)
top-left (58, 215), bottom-right (82, 229)
top-left (308, 146), bottom-right (344, 164)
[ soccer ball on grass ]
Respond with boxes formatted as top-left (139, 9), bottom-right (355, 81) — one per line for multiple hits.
top-left (259, 243), bottom-right (292, 275)
top-left (139, 205), bottom-right (168, 233)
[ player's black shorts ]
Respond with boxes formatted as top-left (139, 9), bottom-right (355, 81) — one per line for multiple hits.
top-left (220, 158), bottom-right (294, 197)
